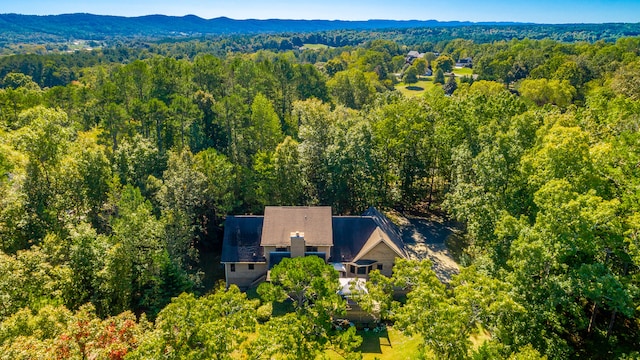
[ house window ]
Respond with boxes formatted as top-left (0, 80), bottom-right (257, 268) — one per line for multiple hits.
top-left (248, 264), bottom-right (255, 270)
top-left (276, 247), bottom-right (287, 252)
top-left (349, 265), bottom-right (355, 274)
top-left (377, 264), bottom-right (383, 271)
top-left (368, 265), bottom-right (373, 273)
top-left (357, 267), bottom-right (367, 275)
top-left (306, 246), bottom-right (318, 252)
top-left (230, 264), bottom-right (236, 272)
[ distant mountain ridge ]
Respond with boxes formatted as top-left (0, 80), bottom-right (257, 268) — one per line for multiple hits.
top-left (0, 13), bottom-right (531, 40)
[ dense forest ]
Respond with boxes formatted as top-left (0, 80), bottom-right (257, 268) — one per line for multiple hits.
top-left (3, 13), bottom-right (639, 48)
top-left (2, 14), bottom-right (640, 56)
top-left (0, 25), bottom-right (639, 359)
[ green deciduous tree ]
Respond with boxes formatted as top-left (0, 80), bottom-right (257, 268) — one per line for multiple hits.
top-left (402, 66), bottom-right (419, 84)
top-left (131, 287), bottom-right (257, 359)
top-left (295, 98), bottom-right (334, 204)
top-left (371, 95), bottom-right (434, 208)
top-left (0, 247), bottom-right (69, 319)
top-left (249, 92), bottom-right (283, 154)
top-left (350, 269), bottom-right (394, 323)
top-left (295, 63), bottom-right (329, 104)
top-left (610, 60), bottom-right (640, 101)
top-left (519, 78), bottom-right (576, 108)
top-left (328, 114), bottom-right (386, 213)
top-left (434, 68), bottom-right (445, 84)
top-left (521, 121), bottom-right (594, 193)
top-left (255, 256), bottom-right (361, 360)
top-left (2, 72), bottom-right (41, 91)
top-left (258, 256), bottom-right (343, 315)
top-left (192, 54), bottom-right (224, 97)
top-left (17, 106), bottom-right (73, 242)
top-left (170, 94), bottom-right (202, 150)
top-left (99, 185), bottom-right (178, 317)
top-left (113, 134), bottom-right (165, 193)
top-left (434, 54), bottom-right (455, 73)
top-left (413, 58), bottom-right (428, 75)
top-left (327, 68), bottom-right (377, 110)
top-left (75, 139), bottom-right (113, 231)
top-left (392, 259), bottom-right (471, 359)
top-left (503, 179), bottom-right (633, 357)
top-left (194, 148), bottom-right (236, 240)
top-left (156, 148), bottom-right (206, 277)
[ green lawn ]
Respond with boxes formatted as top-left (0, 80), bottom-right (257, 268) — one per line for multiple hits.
top-left (326, 326), bottom-right (422, 360)
top-left (453, 67), bottom-right (473, 76)
top-left (301, 43), bottom-right (333, 50)
top-left (395, 79), bottom-right (437, 97)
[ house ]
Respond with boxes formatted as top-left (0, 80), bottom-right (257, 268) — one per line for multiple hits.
top-left (455, 57), bottom-right (473, 68)
top-left (221, 206), bottom-right (408, 289)
top-left (405, 50), bottom-right (424, 64)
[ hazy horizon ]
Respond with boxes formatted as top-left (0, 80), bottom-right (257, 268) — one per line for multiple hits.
top-left (3, 0), bottom-right (640, 24)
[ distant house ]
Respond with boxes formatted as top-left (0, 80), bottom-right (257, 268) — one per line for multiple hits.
top-left (405, 50), bottom-right (424, 64)
top-left (455, 57), bottom-right (473, 68)
top-left (221, 206), bottom-right (408, 289)
top-left (425, 68), bottom-right (433, 76)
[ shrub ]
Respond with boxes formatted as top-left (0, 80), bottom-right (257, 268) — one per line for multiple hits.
top-left (256, 303), bottom-right (273, 323)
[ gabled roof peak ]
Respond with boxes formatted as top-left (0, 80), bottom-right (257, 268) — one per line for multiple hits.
top-left (362, 207), bottom-right (406, 257)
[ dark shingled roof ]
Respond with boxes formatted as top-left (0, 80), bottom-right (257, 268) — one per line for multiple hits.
top-left (221, 216), bottom-right (266, 263)
top-left (269, 252), bottom-right (291, 269)
top-left (222, 207), bottom-right (406, 264)
top-left (331, 216), bottom-right (378, 262)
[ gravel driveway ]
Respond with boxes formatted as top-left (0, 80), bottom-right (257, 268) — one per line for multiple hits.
top-left (399, 214), bottom-right (460, 282)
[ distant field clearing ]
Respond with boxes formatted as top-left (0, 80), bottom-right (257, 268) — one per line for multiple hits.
top-left (301, 43), bottom-right (333, 49)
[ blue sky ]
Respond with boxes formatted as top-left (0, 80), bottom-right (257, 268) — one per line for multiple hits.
top-left (3, 0), bottom-right (640, 23)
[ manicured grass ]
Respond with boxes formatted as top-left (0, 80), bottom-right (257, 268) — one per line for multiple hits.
top-left (453, 67), bottom-right (473, 76)
top-left (326, 326), bottom-right (422, 360)
top-left (301, 43), bottom-right (333, 50)
top-left (395, 79), bottom-right (437, 97)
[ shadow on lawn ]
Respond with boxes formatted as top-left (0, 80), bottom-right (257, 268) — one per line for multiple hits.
top-left (358, 328), bottom-right (391, 354)
top-left (405, 85), bottom-right (424, 91)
